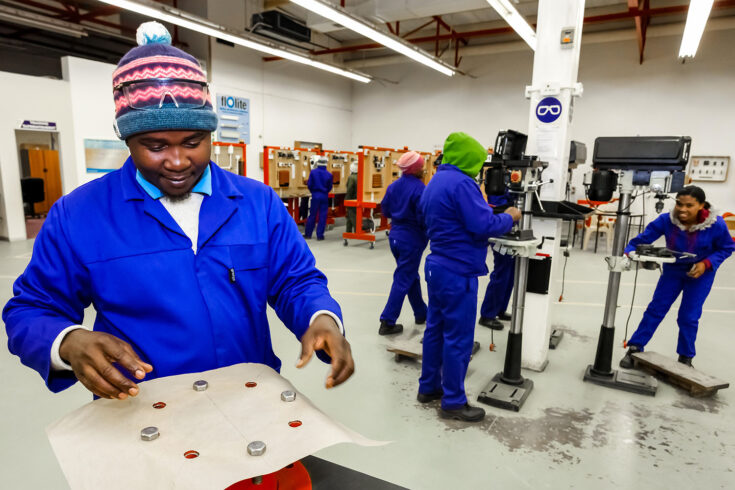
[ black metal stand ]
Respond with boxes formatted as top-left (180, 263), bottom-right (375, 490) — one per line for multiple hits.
top-left (478, 192), bottom-right (535, 412)
top-left (583, 187), bottom-right (657, 396)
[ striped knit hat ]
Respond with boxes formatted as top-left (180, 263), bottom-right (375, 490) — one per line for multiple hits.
top-left (112, 22), bottom-right (217, 140)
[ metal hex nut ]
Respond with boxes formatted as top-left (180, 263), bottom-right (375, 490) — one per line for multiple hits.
top-left (247, 440), bottom-right (266, 456)
top-left (141, 426), bottom-right (159, 441)
top-left (280, 390), bottom-right (296, 402)
top-left (193, 380), bottom-right (208, 391)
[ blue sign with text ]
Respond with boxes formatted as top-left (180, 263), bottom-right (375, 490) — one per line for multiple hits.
top-left (536, 97), bottom-right (562, 123)
top-left (216, 95), bottom-right (250, 143)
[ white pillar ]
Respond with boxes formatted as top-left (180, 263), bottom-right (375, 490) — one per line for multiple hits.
top-left (521, 0), bottom-right (585, 371)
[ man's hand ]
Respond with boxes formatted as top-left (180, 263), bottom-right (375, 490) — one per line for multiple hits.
top-left (687, 262), bottom-right (707, 279)
top-left (296, 315), bottom-right (355, 389)
top-left (59, 329), bottom-right (153, 400)
top-left (504, 207), bottom-right (522, 222)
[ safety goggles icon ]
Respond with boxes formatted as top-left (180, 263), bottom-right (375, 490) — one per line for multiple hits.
top-left (537, 104), bottom-right (561, 116)
top-left (114, 78), bottom-right (210, 111)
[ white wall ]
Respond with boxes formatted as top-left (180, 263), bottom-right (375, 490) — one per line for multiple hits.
top-left (352, 53), bottom-right (532, 151)
top-left (352, 27), bottom-right (735, 216)
top-left (0, 72), bottom-right (78, 241)
top-left (62, 57), bottom-right (120, 186)
top-left (207, 0), bottom-right (354, 179)
top-left (570, 27), bottom-right (735, 217)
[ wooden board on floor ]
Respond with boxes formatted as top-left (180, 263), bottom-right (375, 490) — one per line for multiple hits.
top-left (385, 329), bottom-right (424, 361)
top-left (387, 340), bottom-right (480, 362)
top-left (632, 351), bottom-right (729, 398)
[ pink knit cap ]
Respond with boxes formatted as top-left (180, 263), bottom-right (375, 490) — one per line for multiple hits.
top-left (396, 151), bottom-right (425, 175)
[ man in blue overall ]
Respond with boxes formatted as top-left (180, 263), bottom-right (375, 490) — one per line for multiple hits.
top-left (418, 132), bottom-right (521, 422)
top-left (378, 151), bottom-right (428, 335)
top-left (3, 22), bottom-right (353, 400)
top-left (304, 156), bottom-right (334, 241)
top-left (479, 187), bottom-right (515, 330)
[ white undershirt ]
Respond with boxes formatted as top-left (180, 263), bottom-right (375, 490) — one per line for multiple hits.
top-left (161, 193), bottom-right (204, 253)
top-left (49, 193), bottom-right (343, 371)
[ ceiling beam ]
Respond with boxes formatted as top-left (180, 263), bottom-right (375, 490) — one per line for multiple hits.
top-left (628, 0), bottom-right (646, 63)
top-left (10, 0), bottom-right (134, 33)
top-left (261, 1), bottom-right (735, 61)
top-left (345, 15), bottom-right (735, 70)
top-left (78, 5), bottom-right (122, 21)
top-left (264, 0), bottom-right (290, 9)
top-left (586, 0), bottom-right (735, 24)
top-left (401, 18), bottom-right (435, 39)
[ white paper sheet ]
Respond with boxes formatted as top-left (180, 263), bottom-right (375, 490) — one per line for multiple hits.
top-left (47, 363), bottom-right (386, 490)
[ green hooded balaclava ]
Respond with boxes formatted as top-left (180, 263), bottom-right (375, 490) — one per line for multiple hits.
top-left (442, 132), bottom-right (487, 178)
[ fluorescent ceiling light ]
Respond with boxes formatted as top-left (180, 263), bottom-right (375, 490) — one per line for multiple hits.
top-left (679, 0), bottom-right (714, 58)
top-left (98, 0), bottom-right (371, 83)
top-left (486, 0), bottom-right (536, 51)
top-left (0, 5), bottom-right (88, 38)
top-left (290, 0), bottom-right (456, 77)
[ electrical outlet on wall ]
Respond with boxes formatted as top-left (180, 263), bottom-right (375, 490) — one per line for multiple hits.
top-left (688, 156), bottom-right (730, 182)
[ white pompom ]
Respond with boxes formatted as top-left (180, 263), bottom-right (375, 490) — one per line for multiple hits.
top-left (136, 21), bottom-right (172, 46)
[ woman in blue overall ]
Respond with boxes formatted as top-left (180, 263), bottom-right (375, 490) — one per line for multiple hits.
top-left (479, 187), bottom-right (515, 330)
top-left (418, 132), bottom-right (521, 422)
top-left (620, 186), bottom-right (734, 368)
top-left (378, 151), bottom-right (428, 335)
top-left (304, 156), bottom-right (334, 240)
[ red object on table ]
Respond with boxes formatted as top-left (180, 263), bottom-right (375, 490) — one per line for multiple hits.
top-left (226, 461), bottom-right (312, 490)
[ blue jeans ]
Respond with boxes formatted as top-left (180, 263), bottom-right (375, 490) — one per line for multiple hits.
top-left (419, 261), bottom-right (478, 410)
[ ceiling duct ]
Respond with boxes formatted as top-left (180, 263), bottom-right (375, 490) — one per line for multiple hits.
top-left (252, 10), bottom-right (312, 44)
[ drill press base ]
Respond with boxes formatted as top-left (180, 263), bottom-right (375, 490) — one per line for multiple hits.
top-left (583, 365), bottom-right (657, 396)
top-left (477, 373), bottom-right (534, 412)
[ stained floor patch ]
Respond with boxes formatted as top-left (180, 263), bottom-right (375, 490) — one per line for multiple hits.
top-left (438, 407), bottom-right (594, 464)
top-left (672, 395), bottom-right (726, 414)
top-left (489, 407), bottom-right (594, 463)
top-left (552, 325), bottom-right (594, 343)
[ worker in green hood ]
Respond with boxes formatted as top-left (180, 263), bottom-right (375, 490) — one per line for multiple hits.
top-left (417, 131), bottom-right (521, 423)
top-left (442, 132), bottom-right (488, 179)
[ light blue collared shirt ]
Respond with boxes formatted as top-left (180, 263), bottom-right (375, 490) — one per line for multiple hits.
top-left (135, 164), bottom-right (212, 199)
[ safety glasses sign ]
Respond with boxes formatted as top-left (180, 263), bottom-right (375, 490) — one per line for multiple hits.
top-left (217, 95), bottom-right (250, 144)
top-left (536, 97), bottom-right (562, 123)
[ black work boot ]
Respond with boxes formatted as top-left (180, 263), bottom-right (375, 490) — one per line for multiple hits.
top-left (678, 355), bottom-right (694, 367)
top-left (498, 311), bottom-right (512, 321)
top-left (619, 345), bottom-right (641, 369)
top-left (379, 320), bottom-right (403, 336)
top-left (415, 317), bottom-right (426, 325)
top-left (440, 403), bottom-right (485, 422)
top-left (478, 317), bottom-right (504, 330)
top-left (417, 391), bottom-right (443, 403)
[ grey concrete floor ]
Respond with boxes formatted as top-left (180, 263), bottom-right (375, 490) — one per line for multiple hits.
top-left (1, 227), bottom-right (734, 489)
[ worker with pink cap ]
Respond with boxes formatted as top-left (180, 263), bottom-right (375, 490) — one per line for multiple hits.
top-left (378, 151), bottom-right (429, 335)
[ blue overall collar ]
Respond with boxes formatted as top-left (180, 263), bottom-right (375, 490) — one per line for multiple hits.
top-left (437, 163), bottom-right (463, 174)
top-left (135, 164), bottom-right (212, 199)
top-left (121, 157), bottom-right (243, 201)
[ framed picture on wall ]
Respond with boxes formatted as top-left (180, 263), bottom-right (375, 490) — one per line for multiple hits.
top-left (84, 139), bottom-right (129, 173)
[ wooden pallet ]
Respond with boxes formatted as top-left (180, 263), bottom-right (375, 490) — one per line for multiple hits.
top-left (632, 351), bottom-right (729, 398)
top-left (387, 341), bottom-right (481, 363)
